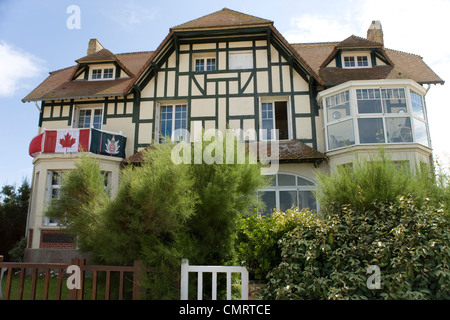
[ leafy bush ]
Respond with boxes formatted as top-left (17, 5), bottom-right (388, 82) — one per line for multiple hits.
top-left (262, 197), bottom-right (450, 299)
top-left (235, 208), bottom-right (317, 280)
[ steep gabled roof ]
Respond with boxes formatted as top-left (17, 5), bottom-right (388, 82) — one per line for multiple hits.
top-left (171, 8), bottom-right (273, 30)
top-left (337, 35), bottom-right (383, 49)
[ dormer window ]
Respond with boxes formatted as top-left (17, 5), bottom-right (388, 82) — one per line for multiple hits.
top-left (342, 52), bottom-right (371, 69)
top-left (89, 65), bottom-right (116, 80)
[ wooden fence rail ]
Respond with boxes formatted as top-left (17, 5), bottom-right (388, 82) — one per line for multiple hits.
top-left (0, 256), bottom-right (149, 300)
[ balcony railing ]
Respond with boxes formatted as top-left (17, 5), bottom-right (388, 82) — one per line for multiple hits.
top-left (29, 128), bottom-right (127, 159)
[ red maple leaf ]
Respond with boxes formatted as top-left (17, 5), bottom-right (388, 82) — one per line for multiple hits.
top-left (59, 133), bottom-right (76, 149)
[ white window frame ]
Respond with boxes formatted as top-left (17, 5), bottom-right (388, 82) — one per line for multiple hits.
top-left (89, 64), bottom-right (116, 80)
top-left (258, 97), bottom-right (293, 141)
top-left (258, 173), bottom-right (318, 215)
top-left (341, 52), bottom-right (372, 69)
top-left (194, 57), bottom-right (216, 72)
top-left (72, 105), bottom-right (103, 130)
top-left (43, 170), bottom-right (64, 226)
top-left (155, 103), bottom-right (188, 143)
top-left (318, 80), bottom-right (430, 151)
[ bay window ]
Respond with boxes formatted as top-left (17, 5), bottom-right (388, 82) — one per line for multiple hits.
top-left (319, 80), bottom-right (430, 151)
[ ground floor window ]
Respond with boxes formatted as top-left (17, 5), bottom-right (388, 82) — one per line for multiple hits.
top-left (257, 173), bottom-right (317, 216)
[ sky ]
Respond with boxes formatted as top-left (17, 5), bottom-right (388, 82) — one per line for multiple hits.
top-left (0, 0), bottom-right (449, 187)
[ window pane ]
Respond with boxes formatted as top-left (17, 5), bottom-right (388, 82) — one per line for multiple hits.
top-left (327, 119), bottom-right (355, 150)
top-left (386, 117), bottom-right (412, 143)
top-left (206, 58), bottom-right (216, 71)
top-left (382, 88), bottom-right (407, 113)
top-left (261, 103), bottom-right (274, 140)
top-left (357, 89), bottom-right (382, 113)
top-left (103, 68), bottom-right (113, 79)
top-left (357, 56), bottom-right (369, 67)
top-left (279, 190), bottom-right (298, 212)
top-left (260, 191), bottom-right (276, 216)
top-left (160, 106), bottom-right (173, 142)
top-left (326, 90), bottom-right (350, 122)
top-left (358, 118), bottom-right (385, 143)
top-left (93, 109), bottom-right (102, 129)
top-left (297, 176), bottom-right (315, 186)
top-left (173, 105), bottom-right (187, 141)
top-left (78, 109), bottom-right (91, 128)
top-left (344, 56), bottom-right (355, 67)
top-left (277, 174), bottom-right (296, 186)
top-left (298, 190), bottom-right (316, 210)
top-left (410, 91), bottom-right (425, 119)
top-left (92, 69), bottom-right (102, 79)
top-left (195, 59), bottom-right (204, 72)
top-left (414, 119), bottom-right (429, 146)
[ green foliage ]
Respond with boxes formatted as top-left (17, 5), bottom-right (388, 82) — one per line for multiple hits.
top-left (45, 135), bottom-right (265, 299)
top-left (0, 180), bottom-right (30, 261)
top-left (235, 208), bottom-right (320, 280)
top-left (263, 197), bottom-right (450, 299)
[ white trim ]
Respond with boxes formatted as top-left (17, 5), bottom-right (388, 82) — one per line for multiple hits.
top-left (341, 51), bottom-right (372, 69)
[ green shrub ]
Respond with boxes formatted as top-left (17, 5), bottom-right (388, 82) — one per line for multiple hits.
top-left (235, 208), bottom-right (318, 280)
top-left (263, 197), bottom-right (450, 299)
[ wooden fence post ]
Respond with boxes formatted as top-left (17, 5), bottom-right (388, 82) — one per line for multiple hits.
top-left (132, 260), bottom-right (145, 300)
top-left (68, 258), bottom-right (85, 300)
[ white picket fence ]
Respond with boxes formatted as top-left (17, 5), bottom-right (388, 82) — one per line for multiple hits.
top-left (180, 259), bottom-right (249, 300)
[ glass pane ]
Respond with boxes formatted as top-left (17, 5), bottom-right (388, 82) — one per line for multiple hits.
top-left (326, 90), bottom-right (350, 122)
top-left (327, 119), bottom-right (355, 150)
top-left (277, 174), bottom-right (296, 186)
top-left (260, 191), bottom-right (276, 216)
top-left (103, 68), bottom-right (113, 79)
top-left (206, 58), bottom-right (216, 71)
top-left (410, 91), bottom-right (425, 119)
top-left (173, 105), bottom-right (187, 141)
top-left (279, 190), bottom-right (298, 212)
top-left (297, 176), bottom-right (315, 186)
top-left (357, 56), bottom-right (369, 67)
top-left (160, 106), bottom-right (173, 142)
top-left (195, 59), bottom-right (204, 72)
top-left (261, 103), bottom-right (274, 140)
top-left (386, 117), bottom-right (412, 143)
top-left (413, 119), bottom-right (429, 146)
top-left (93, 109), bottom-right (102, 129)
top-left (382, 88), bottom-right (407, 113)
top-left (92, 69), bottom-right (102, 79)
top-left (358, 118), bottom-right (385, 143)
top-left (357, 89), bottom-right (382, 113)
top-left (78, 109), bottom-right (91, 128)
top-left (298, 190), bottom-right (316, 210)
top-left (344, 56), bottom-right (355, 67)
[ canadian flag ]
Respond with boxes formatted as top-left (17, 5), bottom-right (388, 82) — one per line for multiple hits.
top-left (43, 129), bottom-right (90, 153)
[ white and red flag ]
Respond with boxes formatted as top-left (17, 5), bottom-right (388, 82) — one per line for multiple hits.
top-left (43, 129), bottom-right (90, 153)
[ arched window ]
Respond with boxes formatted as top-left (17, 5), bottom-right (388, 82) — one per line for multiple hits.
top-left (258, 173), bottom-right (317, 215)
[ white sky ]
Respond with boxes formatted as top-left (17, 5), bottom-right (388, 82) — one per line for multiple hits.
top-left (0, 0), bottom-right (449, 186)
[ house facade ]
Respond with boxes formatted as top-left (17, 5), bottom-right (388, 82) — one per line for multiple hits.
top-left (22, 9), bottom-right (443, 263)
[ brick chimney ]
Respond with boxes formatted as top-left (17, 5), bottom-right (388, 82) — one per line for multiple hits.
top-left (367, 21), bottom-right (383, 45)
top-left (87, 39), bottom-right (104, 55)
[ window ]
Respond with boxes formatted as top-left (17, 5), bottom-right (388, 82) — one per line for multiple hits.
top-left (90, 67), bottom-right (115, 80)
top-left (159, 104), bottom-right (188, 143)
top-left (103, 68), bottom-right (114, 79)
top-left (321, 83), bottom-right (430, 151)
top-left (74, 108), bottom-right (103, 130)
top-left (258, 173), bottom-right (317, 216)
top-left (260, 101), bottom-right (290, 140)
top-left (44, 171), bottom-right (64, 226)
top-left (195, 58), bottom-right (216, 72)
top-left (229, 52), bottom-right (253, 70)
top-left (342, 53), bottom-right (371, 69)
top-left (92, 69), bottom-right (102, 79)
